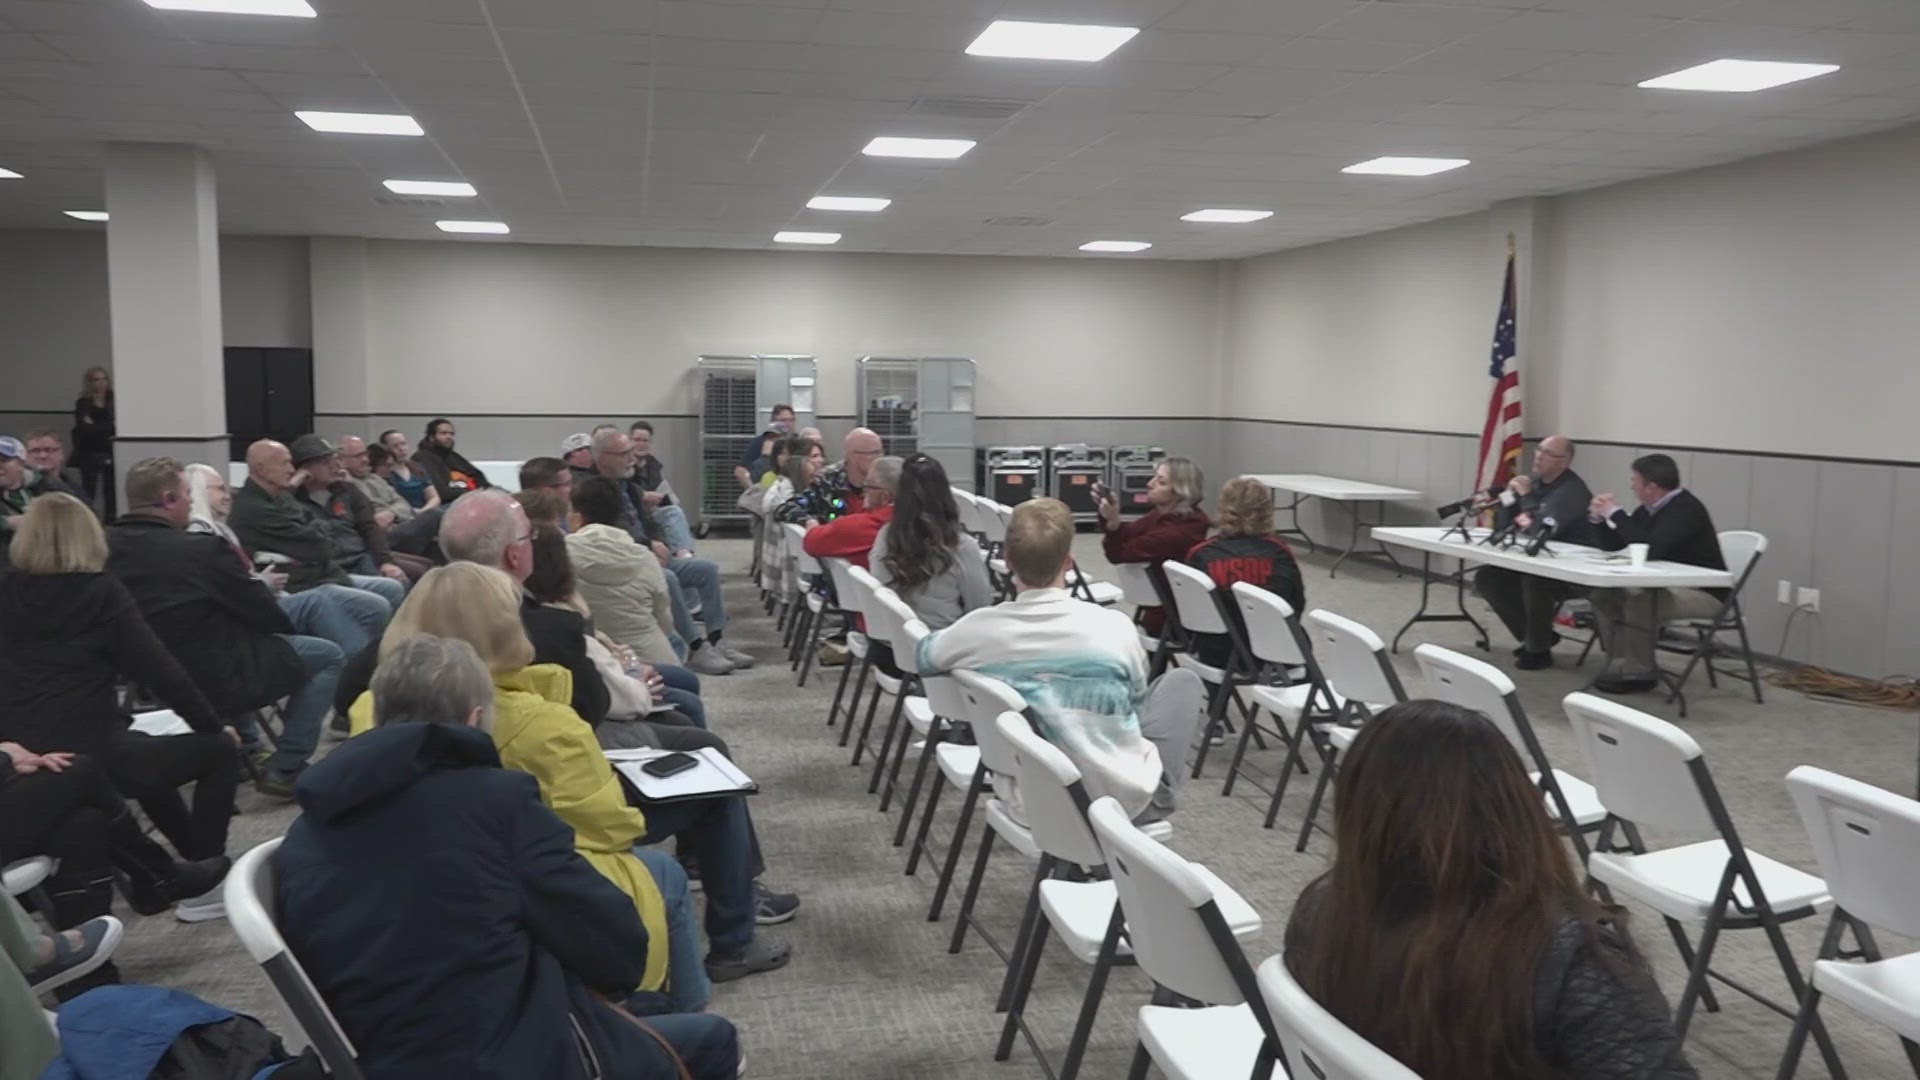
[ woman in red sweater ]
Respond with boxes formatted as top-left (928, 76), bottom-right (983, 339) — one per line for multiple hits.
top-left (1098, 457), bottom-right (1210, 633)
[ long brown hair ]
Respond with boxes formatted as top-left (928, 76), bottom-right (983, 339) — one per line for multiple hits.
top-left (1296, 699), bottom-right (1618, 1078)
top-left (880, 454), bottom-right (961, 594)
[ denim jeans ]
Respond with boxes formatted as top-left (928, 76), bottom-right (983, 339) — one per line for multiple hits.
top-left (636, 794), bottom-right (756, 957)
top-left (651, 504), bottom-right (698, 555)
top-left (266, 634), bottom-right (344, 778)
top-left (654, 663), bottom-right (704, 729)
top-left (666, 556), bottom-right (727, 637)
top-left (347, 572), bottom-right (406, 612)
top-left (631, 847), bottom-right (712, 1013)
top-left (280, 583), bottom-right (392, 658)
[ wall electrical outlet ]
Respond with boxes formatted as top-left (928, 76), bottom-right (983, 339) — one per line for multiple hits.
top-left (1777, 579), bottom-right (1793, 604)
top-left (1796, 586), bottom-right (1821, 613)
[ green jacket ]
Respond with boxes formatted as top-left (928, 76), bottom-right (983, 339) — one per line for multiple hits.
top-left (228, 478), bottom-right (349, 592)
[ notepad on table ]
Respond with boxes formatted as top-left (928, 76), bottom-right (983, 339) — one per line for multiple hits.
top-left (605, 746), bottom-right (759, 802)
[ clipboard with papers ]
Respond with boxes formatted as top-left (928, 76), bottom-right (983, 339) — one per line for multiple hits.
top-left (605, 746), bottom-right (759, 803)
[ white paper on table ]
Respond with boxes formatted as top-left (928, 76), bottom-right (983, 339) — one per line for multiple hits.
top-left (606, 746), bottom-right (758, 801)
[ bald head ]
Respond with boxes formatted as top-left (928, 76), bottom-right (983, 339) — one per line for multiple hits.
top-left (844, 427), bottom-right (884, 486)
top-left (439, 489), bottom-right (533, 582)
top-left (1535, 435), bottom-right (1575, 482)
top-left (246, 439), bottom-right (295, 494)
top-left (338, 435), bottom-right (371, 479)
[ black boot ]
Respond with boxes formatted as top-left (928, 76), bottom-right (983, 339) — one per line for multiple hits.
top-left (109, 810), bottom-right (231, 915)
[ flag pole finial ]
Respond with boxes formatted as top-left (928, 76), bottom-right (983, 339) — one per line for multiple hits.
top-left (1506, 231), bottom-right (1516, 258)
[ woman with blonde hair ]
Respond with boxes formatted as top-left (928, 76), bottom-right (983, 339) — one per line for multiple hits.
top-left (1183, 475), bottom-right (1306, 666)
top-left (350, 562), bottom-right (791, 987)
top-left (71, 366), bottom-right (115, 516)
top-left (0, 494), bottom-right (236, 921)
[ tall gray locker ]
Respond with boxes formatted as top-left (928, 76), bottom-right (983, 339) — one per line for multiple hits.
top-left (696, 353), bottom-right (816, 530)
top-left (855, 356), bottom-right (977, 492)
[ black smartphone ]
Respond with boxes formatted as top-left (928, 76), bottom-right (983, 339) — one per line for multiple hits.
top-left (641, 752), bottom-right (699, 779)
top-left (1090, 481), bottom-right (1111, 503)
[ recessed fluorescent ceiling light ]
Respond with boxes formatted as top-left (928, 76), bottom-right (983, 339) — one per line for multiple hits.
top-left (966, 20), bottom-right (1139, 62)
top-left (1638, 58), bottom-right (1838, 92)
top-left (1080, 240), bottom-right (1150, 253)
top-left (862, 137), bottom-right (975, 160)
top-left (774, 231), bottom-right (841, 245)
top-left (0, 168), bottom-right (21, 179)
top-left (142, 0), bottom-right (316, 14)
top-left (296, 111), bottom-right (424, 136)
top-left (64, 210), bottom-right (108, 222)
top-left (1182, 208), bottom-right (1272, 223)
top-left (436, 220), bottom-right (509, 234)
top-left (384, 179), bottom-right (477, 197)
top-left (807, 196), bottom-right (891, 212)
top-left (1342, 156), bottom-right (1469, 176)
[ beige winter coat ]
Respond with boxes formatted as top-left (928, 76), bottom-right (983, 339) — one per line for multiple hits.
top-left (565, 523), bottom-right (678, 664)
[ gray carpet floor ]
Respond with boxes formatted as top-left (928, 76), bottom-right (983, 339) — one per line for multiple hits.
top-left (93, 534), bottom-right (1917, 1079)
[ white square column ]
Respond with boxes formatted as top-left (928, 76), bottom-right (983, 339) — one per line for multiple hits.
top-left (106, 142), bottom-right (229, 482)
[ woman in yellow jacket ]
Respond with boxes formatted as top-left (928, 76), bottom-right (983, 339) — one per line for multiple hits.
top-left (346, 563), bottom-right (671, 993)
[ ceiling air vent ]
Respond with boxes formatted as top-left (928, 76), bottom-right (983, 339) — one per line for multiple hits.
top-left (908, 96), bottom-right (1031, 120)
top-left (984, 216), bottom-right (1052, 228)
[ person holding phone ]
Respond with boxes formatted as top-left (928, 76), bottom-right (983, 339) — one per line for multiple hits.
top-left (1098, 457), bottom-right (1211, 633)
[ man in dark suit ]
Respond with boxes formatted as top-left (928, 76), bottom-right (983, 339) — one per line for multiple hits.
top-left (1474, 434), bottom-right (1598, 670)
top-left (1586, 453), bottom-right (1727, 693)
top-left (106, 457), bottom-right (344, 799)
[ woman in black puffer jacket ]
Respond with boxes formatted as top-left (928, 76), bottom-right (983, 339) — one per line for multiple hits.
top-left (1284, 699), bottom-right (1697, 1080)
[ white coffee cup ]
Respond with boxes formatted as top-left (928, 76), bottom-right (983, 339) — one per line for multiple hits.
top-left (1627, 543), bottom-right (1650, 568)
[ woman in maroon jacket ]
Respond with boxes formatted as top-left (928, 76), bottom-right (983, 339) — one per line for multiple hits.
top-left (1098, 457), bottom-right (1210, 633)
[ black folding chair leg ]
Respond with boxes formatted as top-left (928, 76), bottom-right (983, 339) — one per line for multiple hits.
top-left (901, 739), bottom-right (946, 860)
top-left (1058, 906), bottom-right (1126, 1080)
top-left (878, 701), bottom-right (918, 812)
top-left (947, 822), bottom-right (998, 953)
top-left (1221, 704), bottom-right (1264, 797)
top-left (868, 689), bottom-right (910, 796)
top-left (837, 658), bottom-right (873, 746)
top-left (1263, 714), bottom-right (1316, 830)
top-left (929, 772), bottom-right (984, 921)
top-left (796, 606), bottom-right (828, 688)
top-left (1294, 744), bottom-right (1336, 853)
top-left (995, 918), bottom-right (1053, 1062)
top-left (1663, 916), bottom-right (1722, 1014)
top-left (997, 857), bottom-right (1054, 1013)
top-left (849, 681), bottom-right (886, 766)
top-left (825, 643), bottom-right (857, 727)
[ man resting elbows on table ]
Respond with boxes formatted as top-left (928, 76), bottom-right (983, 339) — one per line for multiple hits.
top-left (1474, 435), bottom-right (1596, 671)
top-left (1586, 453), bottom-right (1726, 695)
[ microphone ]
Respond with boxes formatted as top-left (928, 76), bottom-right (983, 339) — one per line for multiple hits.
top-left (1436, 487), bottom-right (1501, 519)
top-left (1524, 515), bottom-right (1556, 557)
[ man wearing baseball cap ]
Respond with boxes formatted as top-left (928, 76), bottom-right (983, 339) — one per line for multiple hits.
top-left (288, 435), bottom-right (429, 584)
top-left (0, 436), bottom-right (30, 536)
top-left (561, 432), bottom-right (593, 472)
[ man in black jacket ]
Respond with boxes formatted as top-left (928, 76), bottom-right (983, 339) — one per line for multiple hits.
top-left (279, 636), bottom-right (739, 1080)
top-left (229, 439), bottom-right (405, 613)
top-left (23, 430), bottom-right (86, 502)
top-left (411, 417), bottom-right (492, 504)
top-left (1586, 453), bottom-right (1727, 693)
top-left (107, 458), bottom-right (344, 799)
top-left (1475, 434), bottom-right (1598, 670)
top-left (289, 434), bottom-right (428, 584)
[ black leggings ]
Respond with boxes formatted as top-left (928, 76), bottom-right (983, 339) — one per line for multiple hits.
top-left (106, 730), bottom-right (236, 862)
top-left (75, 452), bottom-right (115, 519)
top-left (0, 757), bottom-right (120, 928)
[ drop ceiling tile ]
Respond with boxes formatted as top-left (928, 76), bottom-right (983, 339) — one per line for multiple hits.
top-left (1156, 0), bottom-right (1369, 36)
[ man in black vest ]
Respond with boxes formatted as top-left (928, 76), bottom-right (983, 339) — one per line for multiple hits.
top-left (1587, 453), bottom-right (1727, 693)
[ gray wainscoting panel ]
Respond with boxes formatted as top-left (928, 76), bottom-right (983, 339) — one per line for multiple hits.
top-left (1810, 462), bottom-right (1896, 677)
top-left (1887, 468), bottom-right (1920, 678)
top-left (1720, 456), bottom-right (1817, 662)
top-left (1686, 452), bottom-right (1753, 534)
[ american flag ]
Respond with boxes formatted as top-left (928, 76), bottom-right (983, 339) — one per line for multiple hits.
top-left (1475, 250), bottom-right (1522, 494)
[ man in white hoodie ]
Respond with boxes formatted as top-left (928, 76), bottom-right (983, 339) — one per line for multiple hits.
top-left (915, 497), bottom-right (1203, 823)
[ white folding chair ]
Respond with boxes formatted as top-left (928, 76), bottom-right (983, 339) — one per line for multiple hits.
top-left (774, 523), bottom-right (808, 666)
top-left (821, 557), bottom-right (871, 734)
top-left (1087, 797), bottom-right (1279, 1080)
top-left (978, 500), bottom-right (1013, 598)
top-left (1413, 644), bottom-right (1607, 862)
top-left (898, 671), bottom-right (977, 871)
top-left (1777, 767), bottom-right (1920, 1079)
top-left (994, 722), bottom-right (1254, 1080)
top-left (1225, 583), bottom-right (1334, 827)
top-left (1255, 954), bottom-right (1422, 1080)
top-left (3, 856), bottom-right (57, 916)
top-left (1663, 529), bottom-right (1768, 706)
top-left (953, 488), bottom-right (983, 541)
top-left (1161, 561), bottom-right (1261, 780)
top-left (941, 671), bottom-right (1040, 955)
top-left (842, 566), bottom-right (915, 775)
top-left (784, 525), bottom-right (832, 684)
top-left (1066, 562), bottom-right (1125, 608)
top-left (1291, 610), bottom-right (1408, 852)
top-left (225, 839), bottom-right (367, 1080)
top-left (1113, 562), bottom-right (1170, 674)
top-left (1563, 692), bottom-right (1843, 1074)
top-left (864, 584), bottom-right (937, 810)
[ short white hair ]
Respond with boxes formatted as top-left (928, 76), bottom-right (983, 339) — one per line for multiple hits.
top-left (372, 636), bottom-right (496, 732)
top-left (438, 489), bottom-right (521, 568)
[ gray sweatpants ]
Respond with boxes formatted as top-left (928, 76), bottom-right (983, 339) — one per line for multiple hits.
top-left (1138, 668), bottom-right (1206, 820)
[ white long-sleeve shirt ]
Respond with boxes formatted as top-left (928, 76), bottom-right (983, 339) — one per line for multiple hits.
top-left (916, 587), bottom-right (1158, 820)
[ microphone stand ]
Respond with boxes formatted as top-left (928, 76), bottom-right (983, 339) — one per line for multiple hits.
top-left (1439, 506), bottom-right (1477, 543)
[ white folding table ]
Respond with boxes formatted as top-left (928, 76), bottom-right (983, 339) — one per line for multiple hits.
top-left (1244, 474), bottom-right (1422, 577)
top-left (1373, 525), bottom-right (1735, 715)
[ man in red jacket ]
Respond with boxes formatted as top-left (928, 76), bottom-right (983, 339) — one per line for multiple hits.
top-left (801, 456), bottom-right (900, 568)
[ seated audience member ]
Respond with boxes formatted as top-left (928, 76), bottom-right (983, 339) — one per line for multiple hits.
top-left (1183, 476), bottom-right (1306, 668)
top-left (23, 430), bottom-right (86, 500)
top-left (1, 739), bottom-right (226, 933)
top-left (561, 432), bottom-right (594, 474)
top-left (871, 454), bottom-right (992, 630)
top-left (0, 495), bottom-right (238, 918)
top-left (733, 403), bottom-right (795, 491)
top-left (347, 564), bottom-right (794, 984)
top-left (187, 462), bottom-right (391, 665)
top-left (1285, 699), bottom-right (1696, 1079)
top-left (775, 427), bottom-right (881, 526)
top-left (629, 420), bottom-right (698, 554)
top-left (567, 475), bottom-right (682, 670)
top-left (340, 436), bottom-right (443, 561)
top-left (521, 455), bottom-right (574, 501)
top-left (108, 458), bottom-right (342, 799)
top-left (527, 525), bottom-right (708, 735)
top-left (588, 429), bottom-right (748, 675)
top-left (291, 435), bottom-right (432, 584)
top-left (411, 417), bottom-right (492, 503)
top-left (1475, 434), bottom-right (1597, 670)
top-left (1098, 456), bottom-right (1210, 633)
top-left (280, 635), bottom-right (739, 1079)
top-left (517, 486), bottom-right (570, 530)
top-left (758, 436), bottom-right (819, 518)
top-left (802, 454), bottom-right (901, 568)
top-left (1586, 454), bottom-right (1727, 694)
top-left (917, 497), bottom-right (1203, 823)
top-left (2, 892), bottom-right (123, 1076)
top-left (374, 429), bottom-right (440, 512)
top-left (229, 438), bottom-right (405, 613)
top-left (0, 436), bottom-right (29, 536)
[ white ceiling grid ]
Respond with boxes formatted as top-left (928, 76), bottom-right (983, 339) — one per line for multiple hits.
top-left (0, 0), bottom-right (1917, 256)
